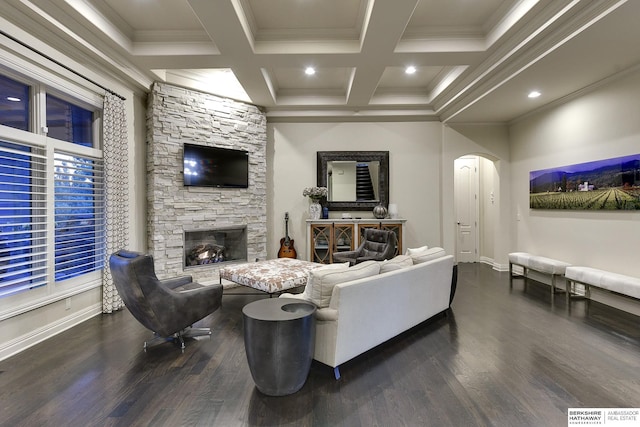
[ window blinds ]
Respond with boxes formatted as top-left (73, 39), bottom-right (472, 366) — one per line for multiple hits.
top-left (0, 141), bottom-right (48, 297)
top-left (54, 152), bottom-right (105, 282)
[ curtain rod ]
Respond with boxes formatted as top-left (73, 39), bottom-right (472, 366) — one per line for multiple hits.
top-left (0, 29), bottom-right (126, 101)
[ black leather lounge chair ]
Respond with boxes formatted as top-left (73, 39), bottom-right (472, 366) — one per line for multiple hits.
top-left (332, 228), bottom-right (397, 266)
top-left (109, 250), bottom-right (223, 350)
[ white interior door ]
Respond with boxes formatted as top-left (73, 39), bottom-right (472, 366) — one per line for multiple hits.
top-left (454, 156), bottom-right (479, 263)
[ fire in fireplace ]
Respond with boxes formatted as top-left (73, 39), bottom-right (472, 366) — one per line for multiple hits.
top-left (184, 227), bottom-right (247, 268)
top-left (187, 244), bottom-right (226, 265)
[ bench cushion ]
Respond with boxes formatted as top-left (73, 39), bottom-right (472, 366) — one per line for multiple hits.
top-left (566, 266), bottom-right (640, 299)
top-left (508, 252), bottom-right (531, 266)
top-left (509, 252), bottom-right (570, 275)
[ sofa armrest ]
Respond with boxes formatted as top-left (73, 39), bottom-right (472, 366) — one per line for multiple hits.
top-left (316, 308), bottom-right (338, 321)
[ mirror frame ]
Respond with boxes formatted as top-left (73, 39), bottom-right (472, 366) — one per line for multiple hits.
top-left (317, 151), bottom-right (389, 211)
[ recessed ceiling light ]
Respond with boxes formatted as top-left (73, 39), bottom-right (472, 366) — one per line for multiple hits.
top-left (6, 96), bottom-right (21, 102)
top-left (305, 67), bottom-right (316, 76)
top-left (405, 66), bottom-right (417, 75)
top-left (528, 90), bottom-right (541, 98)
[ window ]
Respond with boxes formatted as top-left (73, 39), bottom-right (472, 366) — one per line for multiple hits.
top-left (0, 141), bottom-right (48, 297)
top-left (47, 95), bottom-right (94, 147)
top-left (0, 72), bottom-right (103, 299)
top-left (54, 152), bottom-right (104, 282)
top-left (0, 75), bottom-right (30, 131)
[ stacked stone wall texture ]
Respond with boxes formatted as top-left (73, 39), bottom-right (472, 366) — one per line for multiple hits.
top-left (147, 82), bottom-right (267, 282)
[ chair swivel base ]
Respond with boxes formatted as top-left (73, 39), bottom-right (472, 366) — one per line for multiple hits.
top-left (143, 327), bottom-right (211, 350)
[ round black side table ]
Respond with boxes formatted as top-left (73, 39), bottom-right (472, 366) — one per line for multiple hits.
top-left (242, 298), bottom-right (316, 396)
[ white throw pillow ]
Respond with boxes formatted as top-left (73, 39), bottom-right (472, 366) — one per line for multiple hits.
top-left (307, 260), bottom-right (380, 308)
top-left (411, 247), bottom-right (446, 264)
top-left (405, 245), bottom-right (429, 256)
top-left (379, 254), bottom-right (413, 274)
top-left (299, 262), bottom-right (349, 301)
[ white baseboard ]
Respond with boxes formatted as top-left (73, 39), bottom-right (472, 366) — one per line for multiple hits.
top-left (0, 303), bottom-right (102, 362)
top-left (479, 256), bottom-right (509, 272)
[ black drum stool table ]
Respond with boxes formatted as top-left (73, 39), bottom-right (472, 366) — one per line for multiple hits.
top-left (242, 298), bottom-right (316, 396)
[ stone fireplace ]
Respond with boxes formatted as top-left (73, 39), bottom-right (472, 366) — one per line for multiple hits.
top-left (184, 227), bottom-right (247, 267)
top-left (146, 82), bottom-right (267, 283)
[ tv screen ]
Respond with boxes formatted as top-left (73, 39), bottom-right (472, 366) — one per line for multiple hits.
top-left (183, 143), bottom-right (249, 188)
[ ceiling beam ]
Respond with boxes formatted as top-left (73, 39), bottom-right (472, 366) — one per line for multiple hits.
top-left (346, 0), bottom-right (419, 106)
top-left (187, 0), bottom-right (276, 106)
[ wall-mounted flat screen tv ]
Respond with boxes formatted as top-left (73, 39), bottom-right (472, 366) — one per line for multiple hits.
top-left (183, 143), bottom-right (249, 188)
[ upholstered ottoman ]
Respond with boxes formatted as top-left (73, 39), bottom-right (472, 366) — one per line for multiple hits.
top-left (219, 258), bottom-right (323, 295)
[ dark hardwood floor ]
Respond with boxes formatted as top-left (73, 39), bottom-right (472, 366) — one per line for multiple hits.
top-left (1, 263), bottom-right (639, 427)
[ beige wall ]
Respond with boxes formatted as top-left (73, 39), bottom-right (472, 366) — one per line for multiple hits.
top-left (266, 121), bottom-right (444, 260)
top-left (479, 156), bottom-right (497, 264)
top-left (509, 68), bottom-right (640, 314)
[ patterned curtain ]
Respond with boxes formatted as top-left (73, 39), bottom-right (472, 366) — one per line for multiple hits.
top-left (102, 92), bottom-right (129, 313)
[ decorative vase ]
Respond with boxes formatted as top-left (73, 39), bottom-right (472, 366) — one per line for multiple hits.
top-left (309, 199), bottom-right (322, 220)
top-left (388, 203), bottom-right (398, 219)
top-left (373, 203), bottom-right (388, 219)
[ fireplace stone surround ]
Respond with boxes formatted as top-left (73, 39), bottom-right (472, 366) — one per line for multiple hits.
top-left (146, 82), bottom-right (267, 283)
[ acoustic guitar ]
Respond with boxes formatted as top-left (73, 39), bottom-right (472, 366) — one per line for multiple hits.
top-left (278, 212), bottom-right (297, 259)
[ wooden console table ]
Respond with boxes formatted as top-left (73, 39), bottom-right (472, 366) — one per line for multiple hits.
top-left (306, 219), bottom-right (406, 264)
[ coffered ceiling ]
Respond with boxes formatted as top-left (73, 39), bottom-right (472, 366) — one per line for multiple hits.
top-left (1, 0), bottom-right (639, 123)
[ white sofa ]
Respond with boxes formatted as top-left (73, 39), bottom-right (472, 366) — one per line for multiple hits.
top-left (282, 248), bottom-right (455, 379)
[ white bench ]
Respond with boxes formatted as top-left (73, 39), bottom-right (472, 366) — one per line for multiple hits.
top-left (509, 252), bottom-right (571, 301)
top-left (565, 266), bottom-right (640, 302)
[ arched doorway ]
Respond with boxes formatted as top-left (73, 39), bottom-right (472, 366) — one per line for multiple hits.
top-left (454, 154), bottom-right (498, 264)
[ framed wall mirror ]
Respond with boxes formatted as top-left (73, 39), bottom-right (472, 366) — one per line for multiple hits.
top-left (317, 151), bottom-right (389, 211)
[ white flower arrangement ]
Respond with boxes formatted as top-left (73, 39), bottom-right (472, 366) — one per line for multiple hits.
top-left (303, 186), bottom-right (328, 200)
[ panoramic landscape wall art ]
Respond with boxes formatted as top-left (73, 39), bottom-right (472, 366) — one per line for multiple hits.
top-left (529, 154), bottom-right (640, 210)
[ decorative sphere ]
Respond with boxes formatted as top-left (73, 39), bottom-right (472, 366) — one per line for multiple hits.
top-left (373, 204), bottom-right (388, 219)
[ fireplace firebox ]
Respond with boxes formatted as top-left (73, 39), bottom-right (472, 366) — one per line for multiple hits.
top-left (184, 227), bottom-right (247, 268)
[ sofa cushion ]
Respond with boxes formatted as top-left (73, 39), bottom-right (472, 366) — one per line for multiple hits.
top-left (405, 245), bottom-right (429, 256)
top-left (379, 254), bottom-right (413, 273)
top-left (411, 247), bottom-right (446, 264)
top-left (307, 260), bottom-right (380, 308)
top-left (298, 262), bottom-right (348, 298)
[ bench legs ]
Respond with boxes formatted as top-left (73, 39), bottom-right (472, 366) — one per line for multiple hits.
top-left (550, 274), bottom-right (567, 302)
top-left (567, 279), bottom-right (590, 301)
top-left (509, 262), bottom-right (514, 287)
top-left (509, 262), bottom-right (527, 290)
top-left (566, 279), bottom-right (592, 315)
top-left (510, 263), bottom-right (567, 302)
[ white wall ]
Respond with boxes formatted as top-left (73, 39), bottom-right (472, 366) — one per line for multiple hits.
top-left (330, 161), bottom-right (357, 201)
top-left (509, 68), bottom-right (640, 314)
top-left (479, 156), bottom-right (497, 264)
top-left (267, 121), bottom-right (443, 260)
top-left (442, 124), bottom-right (511, 268)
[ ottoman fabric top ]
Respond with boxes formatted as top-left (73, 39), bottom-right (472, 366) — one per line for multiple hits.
top-left (219, 258), bottom-right (323, 294)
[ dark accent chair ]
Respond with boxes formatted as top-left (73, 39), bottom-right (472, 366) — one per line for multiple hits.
top-left (332, 228), bottom-right (397, 266)
top-left (109, 250), bottom-right (223, 350)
